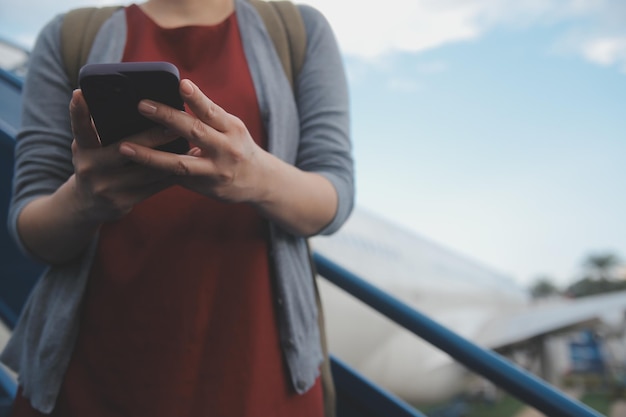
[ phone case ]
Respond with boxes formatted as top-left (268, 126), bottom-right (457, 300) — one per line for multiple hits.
top-left (78, 62), bottom-right (189, 154)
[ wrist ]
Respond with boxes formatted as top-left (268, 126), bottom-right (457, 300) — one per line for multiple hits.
top-left (58, 175), bottom-right (103, 228)
top-left (247, 150), bottom-right (278, 208)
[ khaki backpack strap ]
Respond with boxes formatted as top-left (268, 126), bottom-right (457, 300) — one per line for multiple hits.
top-left (60, 6), bottom-right (123, 89)
top-left (314, 276), bottom-right (338, 417)
top-left (307, 242), bottom-right (337, 417)
top-left (249, 0), bottom-right (307, 92)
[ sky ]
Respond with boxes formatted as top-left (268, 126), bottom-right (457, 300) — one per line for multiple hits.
top-left (0, 0), bottom-right (625, 288)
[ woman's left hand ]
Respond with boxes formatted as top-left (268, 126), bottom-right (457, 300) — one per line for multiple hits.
top-left (119, 78), bottom-right (338, 236)
top-left (119, 79), bottom-right (266, 204)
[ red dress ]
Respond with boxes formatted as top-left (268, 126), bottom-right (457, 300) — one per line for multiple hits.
top-left (11, 5), bottom-right (323, 417)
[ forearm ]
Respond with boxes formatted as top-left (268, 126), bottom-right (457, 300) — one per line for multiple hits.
top-left (253, 152), bottom-right (338, 237)
top-left (17, 175), bottom-right (100, 265)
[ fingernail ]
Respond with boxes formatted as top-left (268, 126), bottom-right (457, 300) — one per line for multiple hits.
top-left (119, 143), bottom-right (136, 157)
top-left (139, 100), bottom-right (157, 114)
top-left (180, 79), bottom-right (194, 96)
top-left (70, 89), bottom-right (80, 104)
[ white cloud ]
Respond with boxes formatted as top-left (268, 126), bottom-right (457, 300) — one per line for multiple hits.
top-left (306, 0), bottom-right (626, 72)
top-left (305, 0), bottom-right (592, 57)
top-left (2, 0), bottom-right (626, 73)
top-left (307, 0), bottom-right (485, 58)
top-left (581, 36), bottom-right (626, 67)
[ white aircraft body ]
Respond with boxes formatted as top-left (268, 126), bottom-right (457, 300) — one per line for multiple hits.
top-left (312, 208), bottom-right (626, 404)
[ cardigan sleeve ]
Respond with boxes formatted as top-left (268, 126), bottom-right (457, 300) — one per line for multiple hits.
top-left (8, 14), bottom-right (75, 257)
top-left (295, 5), bottom-right (354, 235)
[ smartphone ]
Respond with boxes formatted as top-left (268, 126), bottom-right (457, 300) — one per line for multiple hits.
top-left (78, 61), bottom-right (189, 154)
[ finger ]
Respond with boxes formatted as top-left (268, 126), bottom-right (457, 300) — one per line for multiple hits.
top-left (117, 158), bottom-right (171, 178)
top-left (119, 144), bottom-right (215, 177)
top-left (118, 163), bottom-right (175, 190)
top-left (123, 125), bottom-right (182, 149)
top-left (179, 79), bottom-right (231, 132)
top-left (96, 163), bottom-right (174, 202)
top-left (188, 147), bottom-right (202, 157)
top-left (138, 99), bottom-right (224, 151)
top-left (70, 90), bottom-right (101, 149)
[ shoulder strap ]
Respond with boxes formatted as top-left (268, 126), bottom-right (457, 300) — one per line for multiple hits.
top-left (60, 6), bottom-right (123, 89)
top-left (307, 243), bottom-right (337, 417)
top-left (249, 0), bottom-right (307, 92)
top-left (60, 2), bottom-right (307, 93)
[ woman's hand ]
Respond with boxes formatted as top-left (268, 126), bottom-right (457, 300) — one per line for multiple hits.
top-left (119, 79), bottom-right (265, 204)
top-left (119, 79), bottom-right (339, 236)
top-left (15, 90), bottom-right (179, 264)
top-left (69, 89), bottom-right (178, 223)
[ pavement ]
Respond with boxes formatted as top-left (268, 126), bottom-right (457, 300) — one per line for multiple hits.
top-left (512, 393), bottom-right (626, 417)
top-left (610, 400), bottom-right (626, 417)
top-left (512, 407), bottom-right (546, 417)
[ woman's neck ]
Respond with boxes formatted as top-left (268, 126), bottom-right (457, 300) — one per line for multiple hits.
top-left (139, 0), bottom-right (235, 27)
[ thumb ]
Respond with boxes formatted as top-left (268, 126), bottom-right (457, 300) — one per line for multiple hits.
top-left (70, 89), bottom-right (101, 150)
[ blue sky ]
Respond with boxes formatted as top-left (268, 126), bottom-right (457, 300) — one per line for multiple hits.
top-left (1, 0), bottom-right (625, 287)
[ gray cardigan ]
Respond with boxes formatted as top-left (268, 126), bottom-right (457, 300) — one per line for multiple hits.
top-left (1, 0), bottom-right (353, 413)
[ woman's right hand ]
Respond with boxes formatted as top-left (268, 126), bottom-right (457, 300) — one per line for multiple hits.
top-left (15, 90), bottom-right (178, 265)
top-left (69, 89), bottom-right (177, 224)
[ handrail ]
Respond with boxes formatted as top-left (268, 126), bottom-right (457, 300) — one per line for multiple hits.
top-left (331, 356), bottom-right (427, 417)
top-left (0, 68), bottom-right (23, 91)
top-left (314, 253), bottom-right (605, 417)
top-left (0, 365), bottom-right (16, 399)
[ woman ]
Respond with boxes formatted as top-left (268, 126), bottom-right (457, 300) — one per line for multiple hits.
top-left (2, 0), bottom-right (353, 415)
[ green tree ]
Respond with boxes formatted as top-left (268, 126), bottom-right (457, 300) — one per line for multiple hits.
top-left (566, 252), bottom-right (625, 298)
top-left (530, 276), bottom-right (560, 299)
top-left (584, 253), bottom-right (621, 281)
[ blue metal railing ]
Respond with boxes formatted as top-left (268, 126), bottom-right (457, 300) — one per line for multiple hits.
top-left (0, 367), bottom-right (16, 400)
top-left (331, 356), bottom-right (427, 417)
top-left (315, 253), bottom-right (604, 417)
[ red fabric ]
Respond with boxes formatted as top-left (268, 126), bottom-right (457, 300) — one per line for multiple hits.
top-left (10, 5), bottom-right (323, 417)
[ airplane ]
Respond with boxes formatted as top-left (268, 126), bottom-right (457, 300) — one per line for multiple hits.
top-left (2, 37), bottom-right (626, 409)
top-left (312, 208), bottom-right (626, 404)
